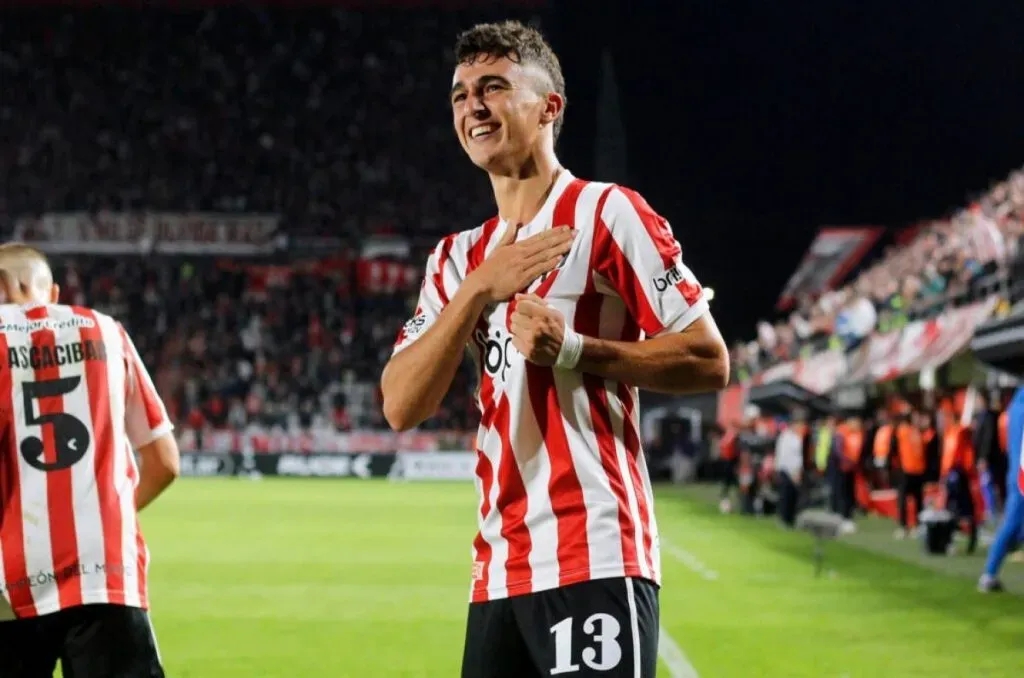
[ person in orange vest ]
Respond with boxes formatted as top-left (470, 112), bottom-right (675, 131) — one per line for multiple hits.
top-left (837, 417), bottom-right (864, 533)
top-left (942, 418), bottom-right (979, 554)
top-left (872, 410), bottom-right (895, 487)
top-left (894, 411), bottom-right (927, 538)
top-left (718, 424), bottom-right (740, 513)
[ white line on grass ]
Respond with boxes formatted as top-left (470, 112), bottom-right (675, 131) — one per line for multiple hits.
top-left (662, 541), bottom-right (719, 581)
top-left (659, 628), bottom-right (701, 678)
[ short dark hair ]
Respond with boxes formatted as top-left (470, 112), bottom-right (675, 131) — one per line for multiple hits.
top-left (454, 20), bottom-right (566, 142)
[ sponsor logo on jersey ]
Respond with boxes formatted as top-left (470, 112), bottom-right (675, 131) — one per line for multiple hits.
top-left (652, 264), bottom-right (702, 304)
top-left (0, 316), bottom-right (95, 335)
top-left (472, 327), bottom-right (514, 380)
top-left (402, 314), bottom-right (428, 338)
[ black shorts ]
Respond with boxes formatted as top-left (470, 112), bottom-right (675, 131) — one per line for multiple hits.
top-left (462, 576), bottom-right (659, 678)
top-left (0, 603), bottom-right (164, 678)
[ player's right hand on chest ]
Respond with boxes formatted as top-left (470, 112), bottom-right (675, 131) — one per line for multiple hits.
top-left (467, 225), bottom-right (575, 303)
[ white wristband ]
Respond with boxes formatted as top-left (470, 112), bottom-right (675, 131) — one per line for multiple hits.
top-left (555, 323), bottom-right (585, 370)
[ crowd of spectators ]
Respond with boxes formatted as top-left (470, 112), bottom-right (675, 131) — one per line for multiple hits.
top-left (3, 8), bottom-right (1022, 441)
top-left (50, 255), bottom-right (480, 435)
top-left (0, 8), bottom-right (555, 436)
top-left (733, 166), bottom-right (1024, 381)
top-left (0, 8), bottom-right (541, 242)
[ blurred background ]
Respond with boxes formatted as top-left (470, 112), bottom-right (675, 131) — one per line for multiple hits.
top-left (3, 1), bottom-right (1024, 676)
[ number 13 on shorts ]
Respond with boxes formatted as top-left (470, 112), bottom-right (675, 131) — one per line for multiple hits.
top-left (549, 613), bottom-right (623, 674)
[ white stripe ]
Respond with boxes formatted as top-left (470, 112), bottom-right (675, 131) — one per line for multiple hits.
top-left (63, 311), bottom-right (108, 605)
top-left (663, 542), bottom-right (718, 581)
top-left (658, 628), bottom-right (700, 678)
top-left (625, 579), bottom-right (642, 678)
top-left (146, 610), bottom-right (163, 665)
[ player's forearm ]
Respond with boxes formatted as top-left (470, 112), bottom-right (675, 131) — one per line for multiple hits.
top-left (134, 434), bottom-right (180, 511)
top-left (135, 470), bottom-right (175, 512)
top-left (381, 283), bottom-right (489, 431)
top-left (575, 331), bottom-right (729, 395)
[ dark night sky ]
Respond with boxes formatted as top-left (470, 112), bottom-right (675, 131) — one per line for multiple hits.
top-left (549, 0), bottom-right (1024, 341)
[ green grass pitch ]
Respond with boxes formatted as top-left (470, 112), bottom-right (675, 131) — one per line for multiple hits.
top-left (118, 479), bottom-right (1024, 677)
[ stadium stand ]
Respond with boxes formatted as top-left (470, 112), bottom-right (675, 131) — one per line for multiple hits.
top-left (732, 166), bottom-right (1024, 380)
top-left (1, 7), bottom-right (550, 441)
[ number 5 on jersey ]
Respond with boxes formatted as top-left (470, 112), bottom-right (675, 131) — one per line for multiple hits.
top-left (20, 377), bottom-right (92, 472)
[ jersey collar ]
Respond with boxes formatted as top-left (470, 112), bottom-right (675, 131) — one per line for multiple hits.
top-left (497, 168), bottom-right (575, 233)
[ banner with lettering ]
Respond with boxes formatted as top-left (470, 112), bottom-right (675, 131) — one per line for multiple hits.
top-left (746, 297), bottom-right (999, 394)
top-left (176, 427), bottom-right (476, 455)
top-left (13, 212), bottom-right (281, 256)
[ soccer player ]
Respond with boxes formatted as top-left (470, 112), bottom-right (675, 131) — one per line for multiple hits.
top-left (380, 21), bottom-right (729, 678)
top-left (0, 245), bottom-right (178, 677)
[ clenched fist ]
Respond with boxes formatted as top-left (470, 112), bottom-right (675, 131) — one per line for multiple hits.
top-left (466, 225), bottom-right (575, 304)
top-left (509, 293), bottom-right (566, 366)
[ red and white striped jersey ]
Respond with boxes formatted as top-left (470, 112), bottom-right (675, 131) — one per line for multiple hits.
top-left (0, 303), bottom-right (172, 619)
top-left (393, 171), bottom-right (709, 602)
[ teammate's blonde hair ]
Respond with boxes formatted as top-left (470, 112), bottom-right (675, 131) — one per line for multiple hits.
top-left (0, 243), bottom-right (57, 304)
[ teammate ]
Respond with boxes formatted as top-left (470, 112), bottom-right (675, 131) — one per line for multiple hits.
top-left (0, 245), bottom-right (179, 677)
top-left (380, 21), bottom-right (729, 678)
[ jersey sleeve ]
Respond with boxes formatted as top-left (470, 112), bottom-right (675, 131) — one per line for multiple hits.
top-left (594, 186), bottom-right (710, 337)
top-left (392, 236), bottom-right (459, 356)
top-left (119, 324), bottom-right (174, 449)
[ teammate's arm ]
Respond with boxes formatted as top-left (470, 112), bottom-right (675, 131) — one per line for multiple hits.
top-left (120, 324), bottom-right (180, 510)
top-left (381, 226), bottom-right (574, 431)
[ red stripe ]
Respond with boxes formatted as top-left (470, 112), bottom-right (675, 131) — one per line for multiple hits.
top-left (474, 318), bottom-right (498, 430)
top-left (470, 450), bottom-right (494, 603)
top-left (618, 383), bottom-right (655, 575)
top-left (526, 363), bottom-right (590, 586)
top-left (119, 327), bottom-right (150, 608)
top-left (75, 308), bottom-right (124, 604)
top-left (505, 179), bottom-right (587, 331)
top-left (124, 443), bottom-right (148, 608)
top-left (133, 354), bottom-right (164, 433)
top-left (466, 217), bottom-right (500, 274)
top-left (617, 187), bottom-right (704, 309)
top-left (432, 234), bottom-right (457, 306)
top-left (493, 394), bottom-right (532, 595)
top-left (24, 306), bottom-right (82, 609)
top-left (0, 325), bottom-right (36, 617)
top-left (593, 212), bottom-right (665, 336)
top-left (530, 179), bottom-right (587, 300)
top-left (573, 290), bottom-right (640, 577)
top-left (615, 186), bottom-right (680, 267)
top-left (471, 313), bottom-right (499, 601)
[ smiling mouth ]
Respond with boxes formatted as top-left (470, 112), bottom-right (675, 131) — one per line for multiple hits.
top-left (469, 124), bottom-right (500, 141)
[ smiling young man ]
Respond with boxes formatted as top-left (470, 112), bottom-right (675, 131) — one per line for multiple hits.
top-left (380, 20), bottom-right (729, 678)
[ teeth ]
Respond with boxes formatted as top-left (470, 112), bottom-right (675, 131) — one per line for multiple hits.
top-left (471, 125), bottom-right (496, 139)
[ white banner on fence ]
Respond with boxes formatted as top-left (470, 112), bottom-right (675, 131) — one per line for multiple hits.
top-left (389, 451), bottom-right (477, 482)
top-left (13, 211), bottom-right (281, 256)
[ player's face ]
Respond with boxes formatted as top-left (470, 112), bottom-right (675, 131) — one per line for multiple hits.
top-left (451, 55), bottom-right (555, 172)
